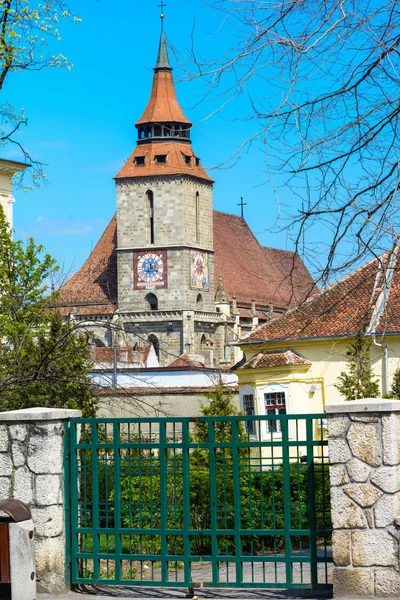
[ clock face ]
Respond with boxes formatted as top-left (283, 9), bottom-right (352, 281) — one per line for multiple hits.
top-left (190, 251), bottom-right (209, 290)
top-left (134, 251), bottom-right (168, 290)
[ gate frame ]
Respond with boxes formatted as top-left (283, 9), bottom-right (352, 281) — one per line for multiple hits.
top-left (64, 414), bottom-right (332, 590)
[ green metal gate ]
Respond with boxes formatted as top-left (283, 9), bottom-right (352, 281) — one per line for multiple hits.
top-left (65, 414), bottom-right (332, 589)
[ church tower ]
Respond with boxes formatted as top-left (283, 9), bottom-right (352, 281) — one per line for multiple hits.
top-left (114, 17), bottom-right (221, 364)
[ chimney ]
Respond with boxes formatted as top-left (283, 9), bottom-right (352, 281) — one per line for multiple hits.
top-left (251, 298), bottom-right (257, 317)
top-left (203, 339), bottom-right (214, 369)
top-left (132, 344), bottom-right (141, 367)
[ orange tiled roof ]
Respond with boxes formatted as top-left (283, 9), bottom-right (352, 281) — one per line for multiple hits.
top-left (136, 70), bottom-right (191, 126)
top-left (243, 250), bottom-right (400, 343)
top-left (213, 211), bottom-right (317, 309)
top-left (168, 353), bottom-right (205, 368)
top-left (115, 143), bottom-right (213, 181)
top-left (57, 215), bottom-right (117, 311)
top-left (95, 346), bottom-right (150, 364)
top-left (57, 211), bottom-right (315, 314)
top-left (238, 350), bottom-right (311, 369)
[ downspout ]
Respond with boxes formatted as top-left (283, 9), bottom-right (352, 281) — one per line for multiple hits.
top-left (372, 335), bottom-right (389, 395)
top-left (368, 246), bottom-right (398, 396)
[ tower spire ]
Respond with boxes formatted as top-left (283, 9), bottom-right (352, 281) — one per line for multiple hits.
top-left (155, 3), bottom-right (171, 72)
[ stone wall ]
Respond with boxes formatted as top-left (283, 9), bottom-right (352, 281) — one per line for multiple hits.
top-left (0, 407), bottom-right (81, 594)
top-left (326, 399), bottom-right (400, 598)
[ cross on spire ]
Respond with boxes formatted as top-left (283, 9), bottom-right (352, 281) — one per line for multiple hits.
top-left (159, 1), bottom-right (166, 16)
top-left (238, 197), bottom-right (247, 219)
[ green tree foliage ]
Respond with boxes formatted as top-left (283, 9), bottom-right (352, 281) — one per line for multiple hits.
top-left (383, 368), bottom-right (400, 400)
top-left (335, 333), bottom-right (380, 401)
top-left (0, 1), bottom-right (80, 182)
top-left (0, 207), bottom-right (97, 416)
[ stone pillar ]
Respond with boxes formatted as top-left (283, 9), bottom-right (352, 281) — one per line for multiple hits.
top-left (0, 407), bottom-right (81, 594)
top-left (326, 399), bottom-right (400, 598)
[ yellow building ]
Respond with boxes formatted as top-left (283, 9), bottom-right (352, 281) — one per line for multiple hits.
top-left (0, 158), bottom-right (30, 228)
top-left (233, 248), bottom-right (400, 428)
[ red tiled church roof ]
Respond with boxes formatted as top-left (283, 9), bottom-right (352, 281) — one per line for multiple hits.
top-left (136, 70), bottom-right (191, 126)
top-left (57, 215), bottom-right (117, 314)
top-left (115, 143), bottom-right (213, 182)
top-left (213, 211), bottom-right (316, 310)
top-left (243, 249), bottom-right (400, 343)
top-left (57, 211), bottom-right (315, 314)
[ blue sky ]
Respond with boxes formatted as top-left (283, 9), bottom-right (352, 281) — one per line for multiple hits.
top-left (7, 0), bottom-right (305, 278)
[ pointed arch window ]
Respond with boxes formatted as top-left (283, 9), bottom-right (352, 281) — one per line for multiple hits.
top-left (195, 192), bottom-right (200, 243)
top-left (148, 334), bottom-right (160, 359)
top-left (196, 293), bottom-right (203, 310)
top-left (145, 293), bottom-right (158, 311)
top-left (147, 190), bottom-right (155, 245)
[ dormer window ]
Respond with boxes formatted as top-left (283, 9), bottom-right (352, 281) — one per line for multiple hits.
top-left (155, 154), bottom-right (167, 164)
top-left (195, 157), bottom-right (200, 166)
top-left (184, 155), bottom-right (191, 166)
top-left (135, 156), bottom-right (146, 165)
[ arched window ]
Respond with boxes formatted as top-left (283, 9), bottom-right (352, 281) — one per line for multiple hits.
top-left (262, 383), bottom-right (288, 434)
top-left (148, 334), bottom-right (160, 359)
top-left (196, 293), bottom-right (203, 310)
top-left (195, 192), bottom-right (200, 243)
top-left (201, 333), bottom-right (206, 345)
top-left (94, 337), bottom-right (105, 348)
top-left (146, 190), bottom-right (155, 245)
top-left (145, 293), bottom-right (158, 311)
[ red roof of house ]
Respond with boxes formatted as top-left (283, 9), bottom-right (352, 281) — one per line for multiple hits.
top-left (57, 212), bottom-right (315, 313)
top-left (237, 350), bottom-right (311, 369)
top-left (95, 346), bottom-right (150, 364)
top-left (243, 249), bottom-right (400, 343)
top-left (168, 353), bottom-right (205, 368)
top-left (136, 70), bottom-right (191, 126)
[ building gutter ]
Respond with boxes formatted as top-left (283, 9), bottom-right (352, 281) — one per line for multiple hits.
top-left (367, 246), bottom-right (399, 395)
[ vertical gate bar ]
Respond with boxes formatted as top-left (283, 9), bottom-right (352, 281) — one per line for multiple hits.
top-left (69, 421), bottom-right (79, 583)
top-left (281, 418), bottom-right (293, 586)
top-left (63, 421), bottom-right (72, 587)
top-left (208, 419), bottom-right (219, 584)
top-left (92, 422), bottom-right (100, 582)
top-left (113, 421), bottom-right (122, 583)
top-left (182, 421), bottom-right (191, 585)
top-left (232, 420), bottom-right (243, 585)
top-left (306, 417), bottom-right (318, 588)
top-left (159, 421), bottom-right (168, 583)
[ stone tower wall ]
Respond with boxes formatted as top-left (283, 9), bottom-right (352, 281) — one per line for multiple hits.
top-left (116, 176), bottom-right (215, 312)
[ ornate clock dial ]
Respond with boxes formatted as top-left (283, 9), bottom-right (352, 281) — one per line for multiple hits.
top-left (138, 253), bottom-right (164, 283)
top-left (134, 251), bottom-right (168, 290)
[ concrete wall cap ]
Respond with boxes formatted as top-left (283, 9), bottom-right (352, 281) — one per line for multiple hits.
top-left (0, 407), bottom-right (82, 422)
top-left (325, 398), bottom-right (400, 414)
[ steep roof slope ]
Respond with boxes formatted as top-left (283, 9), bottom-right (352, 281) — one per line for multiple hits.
top-left (213, 211), bottom-right (316, 309)
top-left (135, 70), bottom-right (191, 126)
top-left (115, 143), bottom-right (212, 181)
top-left (243, 250), bottom-right (399, 343)
top-left (58, 211), bottom-right (315, 313)
top-left (58, 215), bottom-right (118, 314)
